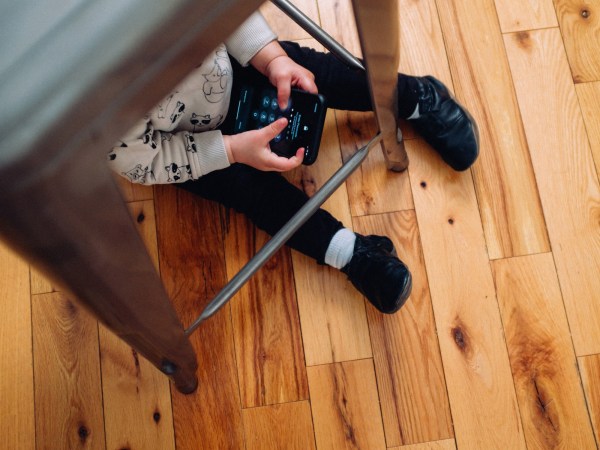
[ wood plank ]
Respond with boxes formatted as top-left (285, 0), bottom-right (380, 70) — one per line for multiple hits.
top-left (32, 292), bottom-right (105, 450)
top-left (492, 253), bottom-right (597, 449)
top-left (503, 28), bottom-right (600, 355)
top-left (338, 110), bottom-right (414, 216)
top-left (407, 138), bottom-right (526, 449)
top-left (99, 326), bottom-right (176, 450)
top-left (554, 0), bottom-right (600, 82)
top-left (576, 81), bottom-right (600, 179)
top-left (316, 0), bottom-right (361, 56)
top-left (242, 401), bottom-right (316, 450)
top-left (390, 439), bottom-right (457, 450)
top-left (307, 359), bottom-right (387, 449)
top-left (100, 199), bottom-right (175, 450)
top-left (285, 109), bottom-right (372, 365)
top-left (225, 212), bottom-right (308, 407)
top-left (436, 0), bottom-right (550, 260)
top-left (397, 0), bottom-right (453, 87)
top-left (494, 0), bottom-right (558, 33)
top-left (260, 0), bottom-right (321, 41)
top-left (154, 185), bottom-right (244, 450)
top-left (354, 212), bottom-right (453, 446)
top-left (0, 243), bottom-right (35, 450)
top-left (292, 252), bottom-right (373, 366)
top-left (579, 354), bottom-right (600, 445)
top-left (395, 0), bottom-right (457, 143)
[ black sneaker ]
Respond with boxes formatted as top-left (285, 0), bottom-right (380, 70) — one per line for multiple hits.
top-left (408, 76), bottom-right (479, 171)
top-left (341, 234), bottom-right (412, 314)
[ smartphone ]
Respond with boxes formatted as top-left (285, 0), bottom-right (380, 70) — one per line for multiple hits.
top-left (232, 84), bottom-right (327, 165)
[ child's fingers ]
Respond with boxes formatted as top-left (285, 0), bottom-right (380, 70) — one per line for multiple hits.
top-left (276, 79), bottom-right (292, 110)
top-left (297, 74), bottom-right (318, 94)
top-left (264, 147), bottom-right (304, 172)
top-left (262, 117), bottom-right (288, 142)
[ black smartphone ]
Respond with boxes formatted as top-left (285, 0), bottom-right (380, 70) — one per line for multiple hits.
top-left (232, 84), bottom-right (327, 165)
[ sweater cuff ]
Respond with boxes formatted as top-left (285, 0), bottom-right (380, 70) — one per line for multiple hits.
top-left (225, 12), bottom-right (277, 67)
top-left (189, 131), bottom-right (231, 177)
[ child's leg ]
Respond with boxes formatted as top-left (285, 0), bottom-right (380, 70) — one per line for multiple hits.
top-left (279, 41), bottom-right (479, 171)
top-left (179, 164), bottom-right (342, 264)
top-left (279, 41), bottom-right (420, 118)
top-left (178, 166), bottom-right (411, 313)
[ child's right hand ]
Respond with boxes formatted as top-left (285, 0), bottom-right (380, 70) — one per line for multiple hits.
top-left (224, 117), bottom-right (304, 172)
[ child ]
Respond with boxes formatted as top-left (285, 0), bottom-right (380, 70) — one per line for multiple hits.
top-left (108, 12), bottom-right (478, 314)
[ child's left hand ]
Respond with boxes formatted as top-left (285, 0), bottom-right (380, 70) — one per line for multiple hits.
top-left (264, 55), bottom-right (318, 110)
top-left (251, 41), bottom-right (318, 110)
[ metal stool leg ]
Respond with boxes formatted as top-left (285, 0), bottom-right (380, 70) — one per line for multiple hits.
top-left (185, 0), bottom-right (406, 333)
top-left (1, 0), bottom-right (266, 394)
top-left (353, 0), bottom-right (408, 172)
top-left (0, 145), bottom-right (199, 393)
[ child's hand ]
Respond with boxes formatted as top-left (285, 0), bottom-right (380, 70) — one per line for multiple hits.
top-left (224, 118), bottom-right (304, 172)
top-left (265, 55), bottom-right (318, 110)
top-left (250, 41), bottom-right (318, 110)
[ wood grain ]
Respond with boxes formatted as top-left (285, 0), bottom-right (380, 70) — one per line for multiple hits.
top-left (317, 0), bottom-right (361, 56)
top-left (579, 354), bottom-right (600, 445)
top-left (494, 0), bottom-right (558, 32)
top-left (225, 211), bottom-right (308, 407)
top-left (260, 0), bottom-right (321, 41)
top-left (395, 0), bottom-right (457, 147)
top-left (576, 80), bottom-right (600, 179)
top-left (338, 110), bottom-right (414, 216)
top-left (397, 0), bottom-right (453, 88)
top-left (436, 0), bottom-right (550, 259)
top-left (127, 199), bottom-right (161, 269)
top-left (32, 292), bottom-right (105, 450)
top-left (154, 185), bottom-right (244, 450)
top-left (307, 359), bottom-right (386, 449)
top-left (504, 28), bottom-right (600, 355)
top-left (354, 211), bottom-right (453, 446)
top-left (0, 243), bottom-right (34, 450)
top-left (407, 138), bottom-right (526, 449)
top-left (100, 199), bottom-right (175, 450)
top-left (99, 326), bottom-right (176, 450)
top-left (554, 0), bottom-right (600, 82)
top-left (492, 253), bottom-right (597, 449)
top-left (242, 401), bottom-right (316, 450)
top-left (389, 439), bottom-right (457, 450)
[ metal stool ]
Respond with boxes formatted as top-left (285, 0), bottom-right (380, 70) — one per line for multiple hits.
top-left (0, 0), bottom-right (405, 393)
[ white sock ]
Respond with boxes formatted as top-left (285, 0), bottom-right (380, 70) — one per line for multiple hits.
top-left (407, 104), bottom-right (420, 120)
top-left (324, 228), bottom-right (356, 269)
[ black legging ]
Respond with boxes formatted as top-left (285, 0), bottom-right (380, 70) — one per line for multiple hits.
top-left (179, 41), bottom-right (417, 264)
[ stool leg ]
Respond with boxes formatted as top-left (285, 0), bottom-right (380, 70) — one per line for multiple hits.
top-left (352, 0), bottom-right (408, 172)
top-left (0, 146), bottom-right (198, 394)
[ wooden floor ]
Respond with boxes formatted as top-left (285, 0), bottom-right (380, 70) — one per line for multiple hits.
top-left (2, 0), bottom-right (600, 448)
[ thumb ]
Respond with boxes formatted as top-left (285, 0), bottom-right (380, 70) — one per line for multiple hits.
top-left (263, 117), bottom-right (288, 141)
top-left (277, 78), bottom-right (292, 110)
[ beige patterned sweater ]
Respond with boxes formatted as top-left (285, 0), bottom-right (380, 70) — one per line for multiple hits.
top-left (108, 12), bottom-right (276, 185)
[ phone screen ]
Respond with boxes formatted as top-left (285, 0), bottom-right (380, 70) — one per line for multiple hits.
top-left (233, 85), bottom-right (327, 165)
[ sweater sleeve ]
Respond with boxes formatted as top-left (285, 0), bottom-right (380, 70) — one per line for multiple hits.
top-left (225, 11), bottom-right (277, 67)
top-left (108, 118), bottom-right (230, 185)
